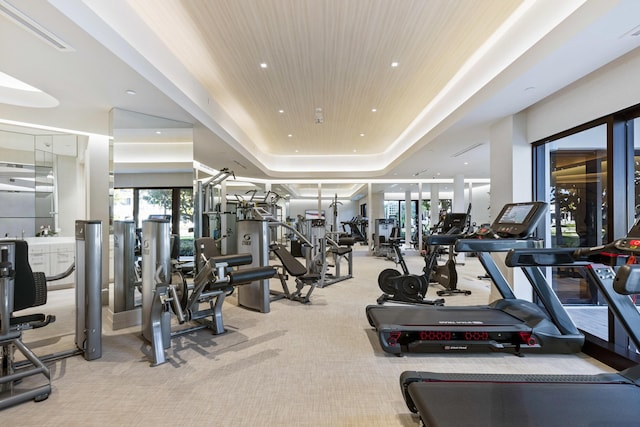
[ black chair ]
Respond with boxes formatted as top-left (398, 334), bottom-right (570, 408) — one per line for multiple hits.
top-left (5, 240), bottom-right (55, 330)
top-left (1, 240), bottom-right (55, 409)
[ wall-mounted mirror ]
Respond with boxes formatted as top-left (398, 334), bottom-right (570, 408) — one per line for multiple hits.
top-left (0, 125), bottom-right (80, 238)
top-left (109, 108), bottom-right (193, 323)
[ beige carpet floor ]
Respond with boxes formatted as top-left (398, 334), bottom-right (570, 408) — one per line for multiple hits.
top-left (2, 246), bottom-right (613, 426)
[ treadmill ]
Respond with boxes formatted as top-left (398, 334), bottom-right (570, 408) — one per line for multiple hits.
top-left (366, 202), bottom-right (584, 355)
top-left (399, 225), bottom-right (640, 426)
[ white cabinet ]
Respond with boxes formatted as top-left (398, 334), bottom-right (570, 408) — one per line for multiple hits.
top-left (27, 244), bottom-right (48, 273)
top-left (24, 237), bottom-right (75, 288)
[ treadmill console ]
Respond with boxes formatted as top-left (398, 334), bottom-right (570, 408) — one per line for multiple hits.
top-left (491, 201), bottom-right (547, 238)
top-left (613, 217), bottom-right (640, 253)
top-left (442, 213), bottom-right (469, 234)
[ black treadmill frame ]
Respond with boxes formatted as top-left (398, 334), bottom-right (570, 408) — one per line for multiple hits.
top-left (399, 249), bottom-right (640, 426)
top-left (366, 238), bottom-right (584, 355)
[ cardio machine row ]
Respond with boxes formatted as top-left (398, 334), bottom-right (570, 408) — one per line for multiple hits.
top-left (397, 212), bottom-right (640, 426)
top-left (366, 201), bottom-right (584, 356)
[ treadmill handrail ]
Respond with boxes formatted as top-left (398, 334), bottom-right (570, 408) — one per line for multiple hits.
top-left (506, 247), bottom-right (589, 267)
top-left (426, 233), bottom-right (465, 246)
top-left (455, 238), bottom-right (542, 253)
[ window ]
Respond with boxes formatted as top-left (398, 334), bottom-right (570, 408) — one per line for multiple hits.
top-left (542, 125), bottom-right (608, 305)
top-left (534, 111), bottom-right (640, 365)
top-left (113, 187), bottom-right (194, 256)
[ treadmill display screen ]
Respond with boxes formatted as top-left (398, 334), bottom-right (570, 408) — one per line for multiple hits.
top-left (442, 213), bottom-right (469, 233)
top-left (491, 201), bottom-right (547, 238)
top-left (497, 204), bottom-right (533, 224)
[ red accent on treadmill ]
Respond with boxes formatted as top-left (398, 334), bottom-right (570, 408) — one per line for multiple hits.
top-left (519, 331), bottom-right (537, 346)
top-left (387, 331), bottom-right (401, 346)
top-left (419, 331), bottom-right (452, 341)
top-left (464, 331), bottom-right (489, 341)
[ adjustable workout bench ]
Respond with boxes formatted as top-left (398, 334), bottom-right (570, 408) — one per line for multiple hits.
top-left (148, 252), bottom-right (275, 366)
top-left (1, 240), bottom-right (57, 409)
top-left (270, 243), bottom-right (320, 303)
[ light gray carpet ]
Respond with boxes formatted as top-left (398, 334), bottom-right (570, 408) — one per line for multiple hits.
top-left (3, 246), bottom-right (613, 426)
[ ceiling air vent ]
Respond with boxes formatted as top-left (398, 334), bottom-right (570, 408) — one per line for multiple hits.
top-left (0, 0), bottom-right (74, 52)
top-left (451, 143), bottom-right (484, 158)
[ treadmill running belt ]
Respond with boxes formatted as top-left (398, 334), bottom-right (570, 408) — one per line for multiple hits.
top-left (368, 305), bottom-right (526, 327)
top-left (407, 382), bottom-right (640, 427)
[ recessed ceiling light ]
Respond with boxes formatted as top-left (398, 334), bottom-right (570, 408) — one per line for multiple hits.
top-left (359, 133), bottom-right (365, 137)
top-left (125, 89), bottom-right (136, 95)
top-left (278, 109), bottom-right (284, 113)
top-left (260, 63), bottom-right (268, 68)
top-left (371, 108), bottom-right (377, 112)
top-left (155, 131), bottom-right (162, 135)
top-left (464, 162), bottom-right (468, 165)
top-left (391, 62), bottom-right (399, 67)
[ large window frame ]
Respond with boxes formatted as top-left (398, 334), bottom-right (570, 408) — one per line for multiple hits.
top-left (533, 105), bottom-right (640, 368)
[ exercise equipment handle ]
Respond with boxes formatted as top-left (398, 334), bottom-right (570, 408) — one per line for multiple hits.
top-left (46, 262), bottom-right (75, 281)
top-left (613, 264), bottom-right (640, 295)
top-left (211, 253), bottom-right (253, 267)
top-left (506, 248), bottom-right (584, 267)
top-left (228, 267), bottom-right (276, 285)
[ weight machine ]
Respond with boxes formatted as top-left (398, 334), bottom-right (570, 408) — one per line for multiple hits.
top-left (240, 207), bottom-right (321, 305)
top-left (372, 219), bottom-right (397, 258)
top-left (316, 233), bottom-right (355, 288)
top-left (1, 220), bottom-right (103, 409)
top-left (194, 167), bottom-right (237, 254)
top-left (141, 218), bottom-right (275, 366)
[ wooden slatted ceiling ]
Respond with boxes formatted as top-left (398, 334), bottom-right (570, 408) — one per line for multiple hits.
top-left (127, 0), bottom-right (523, 156)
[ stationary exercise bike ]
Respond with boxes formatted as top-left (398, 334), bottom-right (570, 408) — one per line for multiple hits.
top-left (423, 211), bottom-right (472, 296)
top-left (376, 236), bottom-right (444, 305)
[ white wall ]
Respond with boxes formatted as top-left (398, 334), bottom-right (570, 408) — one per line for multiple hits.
top-left (527, 47), bottom-right (640, 142)
top-left (114, 172), bottom-right (192, 188)
top-left (468, 184), bottom-right (491, 226)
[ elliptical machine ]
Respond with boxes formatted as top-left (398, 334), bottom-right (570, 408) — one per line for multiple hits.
top-left (376, 235), bottom-right (444, 306)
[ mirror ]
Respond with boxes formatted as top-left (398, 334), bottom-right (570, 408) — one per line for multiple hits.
top-left (0, 126), bottom-right (79, 238)
top-left (109, 108), bottom-right (193, 322)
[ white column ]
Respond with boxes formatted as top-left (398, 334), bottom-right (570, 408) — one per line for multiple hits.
top-left (418, 182), bottom-right (423, 250)
top-left (85, 134), bottom-right (110, 301)
top-left (430, 183), bottom-right (440, 228)
top-left (453, 174), bottom-right (466, 263)
top-left (405, 190), bottom-right (412, 249)
top-left (367, 183), bottom-right (373, 249)
top-left (317, 183), bottom-right (322, 219)
top-left (453, 174), bottom-right (465, 213)
top-left (489, 113), bottom-right (532, 300)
